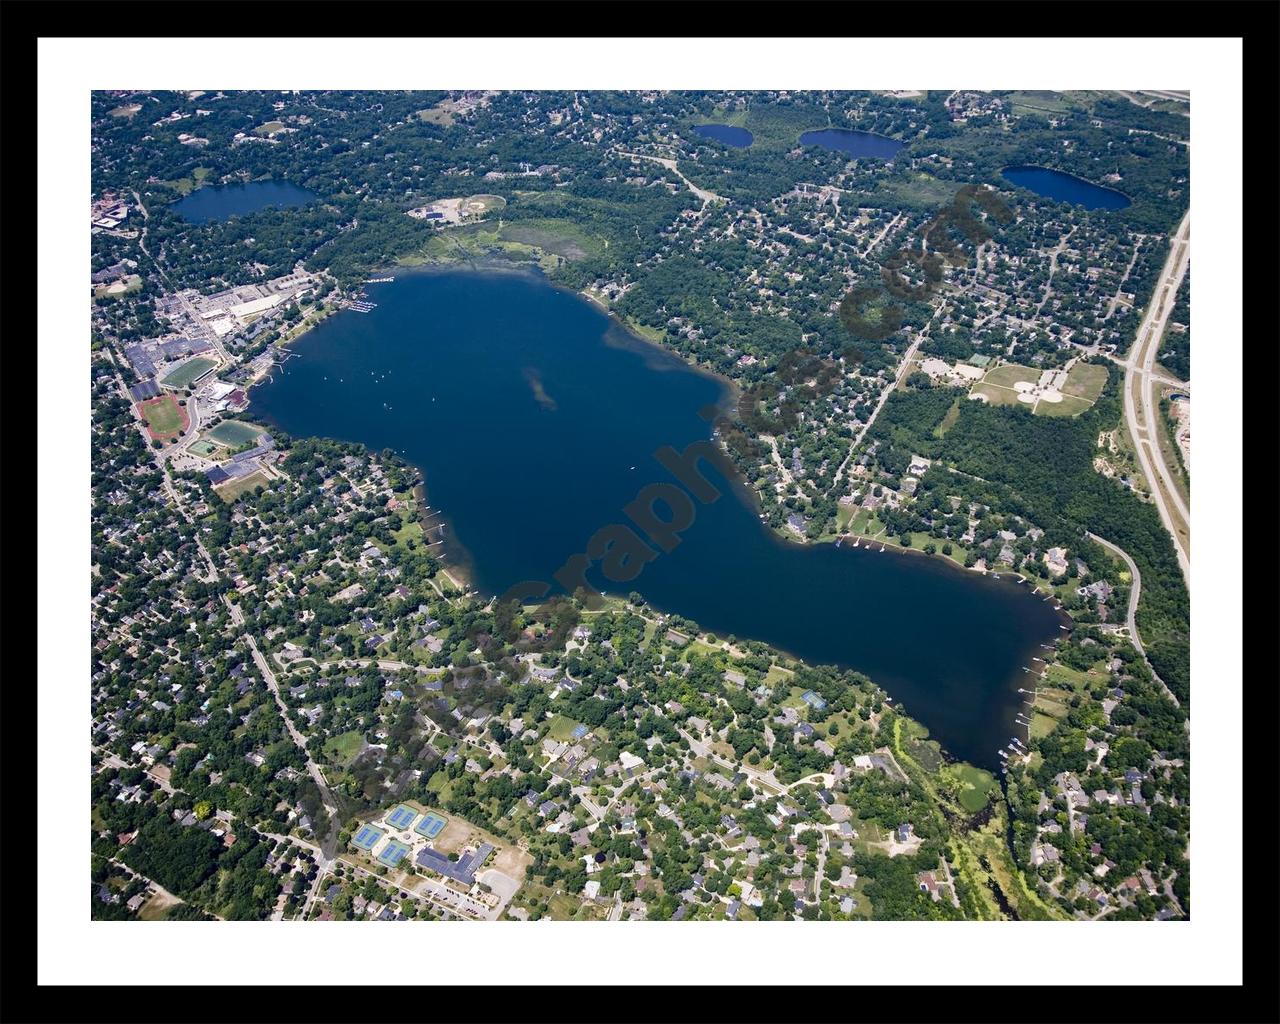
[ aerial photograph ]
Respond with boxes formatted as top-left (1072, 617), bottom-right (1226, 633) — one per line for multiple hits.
top-left (88, 86), bottom-right (1193, 925)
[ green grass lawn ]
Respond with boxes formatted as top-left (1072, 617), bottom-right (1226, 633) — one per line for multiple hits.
top-left (1043, 662), bottom-right (1098, 691)
top-left (779, 686), bottom-right (809, 710)
top-left (1004, 90), bottom-right (1080, 115)
top-left (323, 730), bottom-right (365, 765)
top-left (848, 509), bottom-right (878, 536)
top-left (204, 419), bottom-right (266, 447)
top-left (391, 519), bottom-right (424, 547)
top-left (161, 357), bottom-right (218, 390)
top-left (1030, 692), bottom-right (1070, 739)
top-left (969, 382), bottom-right (1026, 408)
top-left (139, 394), bottom-right (187, 438)
top-left (214, 470), bottom-right (270, 502)
top-left (94, 274), bottom-right (143, 301)
top-left (546, 714), bottom-right (583, 743)
top-left (254, 121), bottom-right (285, 135)
top-left (417, 102), bottom-right (456, 126)
top-left (465, 193), bottom-right (507, 213)
top-left (1061, 362), bottom-right (1108, 401)
top-left (188, 439), bottom-right (221, 457)
top-left (983, 363), bottom-right (1041, 389)
top-left (625, 319), bottom-right (666, 344)
top-left (156, 166), bottom-right (213, 197)
top-left (1035, 394), bottom-right (1093, 417)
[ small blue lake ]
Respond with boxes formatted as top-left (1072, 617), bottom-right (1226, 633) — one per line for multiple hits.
top-left (171, 180), bottom-right (319, 224)
top-left (693, 124), bottom-right (754, 148)
top-left (799, 128), bottom-right (905, 160)
top-left (1000, 166), bottom-right (1130, 211)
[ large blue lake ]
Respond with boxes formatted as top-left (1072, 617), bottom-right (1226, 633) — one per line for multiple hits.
top-left (694, 124), bottom-right (754, 148)
top-left (171, 180), bottom-right (319, 224)
top-left (800, 128), bottom-right (906, 160)
top-left (1001, 166), bottom-right (1131, 211)
top-left (250, 269), bottom-right (1065, 769)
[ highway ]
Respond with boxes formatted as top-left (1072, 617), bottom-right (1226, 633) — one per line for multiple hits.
top-left (1118, 211), bottom-right (1191, 585)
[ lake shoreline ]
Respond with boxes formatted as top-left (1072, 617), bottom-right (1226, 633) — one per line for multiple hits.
top-left (248, 264), bottom-right (1066, 770)
top-left (256, 256), bottom-right (1058, 634)
top-left (1000, 164), bottom-right (1131, 210)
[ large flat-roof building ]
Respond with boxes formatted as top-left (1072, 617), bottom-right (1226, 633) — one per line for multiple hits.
top-left (414, 843), bottom-right (494, 885)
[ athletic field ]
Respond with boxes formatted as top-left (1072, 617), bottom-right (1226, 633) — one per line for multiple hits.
top-left (188, 439), bottom-right (220, 457)
top-left (386, 804), bottom-right (418, 830)
top-left (161, 356), bottom-right (217, 390)
top-left (414, 812), bottom-right (448, 839)
top-left (376, 839), bottom-right (411, 868)
top-left (351, 824), bottom-right (385, 852)
top-left (204, 420), bottom-right (265, 447)
top-left (138, 394), bottom-right (188, 440)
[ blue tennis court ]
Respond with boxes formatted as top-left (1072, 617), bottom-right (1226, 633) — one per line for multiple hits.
top-left (386, 804), bottom-right (418, 830)
top-left (415, 812), bottom-right (448, 839)
top-left (352, 824), bottom-right (385, 851)
top-left (377, 839), bottom-right (410, 868)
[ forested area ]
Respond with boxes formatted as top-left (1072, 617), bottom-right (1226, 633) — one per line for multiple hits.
top-left (867, 367), bottom-right (1189, 703)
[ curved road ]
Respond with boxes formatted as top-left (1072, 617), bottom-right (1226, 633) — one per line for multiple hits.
top-left (1085, 531), bottom-right (1180, 709)
top-left (619, 152), bottom-right (726, 206)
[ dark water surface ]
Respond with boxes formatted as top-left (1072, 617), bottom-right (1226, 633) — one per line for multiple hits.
top-left (171, 180), bottom-right (319, 223)
top-left (251, 269), bottom-right (1065, 768)
top-left (693, 124), bottom-right (754, 148)
top-left (1001, 166), bottom-right (1131, 210)
top-left (799, 128), bottom-right (905, 160)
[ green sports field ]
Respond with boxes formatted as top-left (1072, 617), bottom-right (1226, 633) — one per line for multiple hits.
top-left (1061, 362), bottom-right (1108, 402)
top-left (1035, 394), bottom-right (1093, 417)
top-left (969, 383), bottom-right (1025, 408)
top-left (981, 363), bottom-right (1041, 389)
top-left (161, 357), bottom-right (217, 389)
top-left (214, 469), bottom-right (270, 502)
top-left (204, 420), bottom-right (266, 447)
top-left (138, 394), bottom-right (188, 439)
top-left (188, 439), bottom-right (221, 457)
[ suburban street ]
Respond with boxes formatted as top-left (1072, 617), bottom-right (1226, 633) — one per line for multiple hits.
top-left (833, 334), bottom-right (923, 488)
top-left (619, 151), bottom-right (726, 206)
top-left (242, 629), bottom-right (343, 855)
top-left (1084, 531), bottom-right (1181, 710)
top-left (679, 727), bottom-right (785, 794)
top-left (1118, 211), bottom-right (1191, 585)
